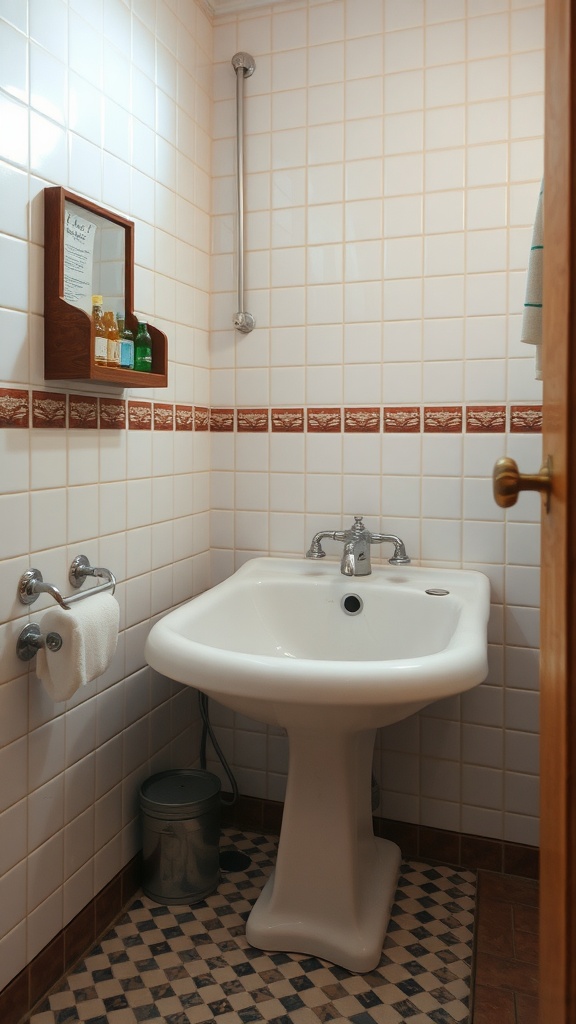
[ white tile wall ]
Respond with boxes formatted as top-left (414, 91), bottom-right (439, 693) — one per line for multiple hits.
top-left (208, 0), bottom-right (543, 851)
top-left (0, 0), bottom-right (211, 991)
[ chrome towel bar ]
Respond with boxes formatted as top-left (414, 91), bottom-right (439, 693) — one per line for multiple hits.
top-left (18, 555), bottom-right (116, 611)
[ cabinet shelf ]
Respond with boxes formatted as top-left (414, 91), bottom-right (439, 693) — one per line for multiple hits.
top-left (44, 187), bottom-right (168, 388)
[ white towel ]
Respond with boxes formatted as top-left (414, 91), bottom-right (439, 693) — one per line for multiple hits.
top-left (35, 593), bottom-right (120, 702)
top-left (521, 180), bottom-right (544, 380)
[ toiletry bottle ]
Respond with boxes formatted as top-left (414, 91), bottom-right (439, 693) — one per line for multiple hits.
top-left (103, 310), bottom-right (121, 368)
top-left (134, 321), bottom-right (152, 372)
top-left (92, 295), bottom-right (108, 367)
top-left (117, 314), bottom-right (134, 370)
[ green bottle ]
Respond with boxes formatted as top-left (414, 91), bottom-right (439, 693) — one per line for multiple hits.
top-left (134, 321), bottom-right (152, 372)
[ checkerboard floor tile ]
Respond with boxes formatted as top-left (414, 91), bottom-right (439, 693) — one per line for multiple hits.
top-left (28, 829), bottom-right (475, 1024)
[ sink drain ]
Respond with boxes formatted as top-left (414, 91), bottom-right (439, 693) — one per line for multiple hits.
top-left (425, 588), bottom-right (450, 596)
top-left (341, 593), bottom-right (363, 615)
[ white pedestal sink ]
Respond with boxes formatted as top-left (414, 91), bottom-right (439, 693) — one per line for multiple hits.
top-left (145, 557), bottom-right (490, 972)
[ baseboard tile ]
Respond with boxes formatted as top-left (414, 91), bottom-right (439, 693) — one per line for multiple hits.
top-left (221, 796), bottom-right (539, 878)
top-left (0, 854), bottom-right (141, 1024)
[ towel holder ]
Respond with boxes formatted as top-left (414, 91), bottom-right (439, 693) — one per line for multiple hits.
top-left (16, 623), bottom-right (63, 661)
top-left (18, 555), bottom-right (116, 611)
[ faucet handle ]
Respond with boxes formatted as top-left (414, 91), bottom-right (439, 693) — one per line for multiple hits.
top-left (353, 515), bottom-right (364, 525)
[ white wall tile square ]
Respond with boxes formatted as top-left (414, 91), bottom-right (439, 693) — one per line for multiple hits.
top-left (425, 64), bottom-right (465, 108)
top-left (346, 79), bottom-right (382, 124)
top-left (511, 49), bottom-right (544, 96)
top-left (425, 20), bottom-right (466, 66)
top-left (469, 99), bottom-right (510, 146)
top-left (425, 191), bottom-right (464, 234)
top-left (385, 112), bottom-right (423, 159)
top-left (383, 155), bottom-right (422, 200)
top-left (308, 42), bottom-right (344, 87)
top-left (346, 35), bottom-right (383, 79)
top-left (468, 13), bottom-right (509, 60)
top-left (421, 477), bottom-right (462, 519)
top-left (425, 106), bottom-right (465, 150)
top-left (385, 26), bottom-right (424, 74)
top-left (385, 69), bottom-right (423, 115)
top-left (0, 92), bottom-right (29, 169)
top-left (383, 278), bottom-right (423, 320)
top-left (425, 149), bottom-right (465, 193)
top-left (272, 8), bottom-right (307, 52)
top-left (425, 0), bottom-right (465, 22)
top-left (384, 194), bottom-right (423, 237)
top-left (345, 118), bottom-right (383, 161)
top-left (511, 6), bottom-right (545, 51)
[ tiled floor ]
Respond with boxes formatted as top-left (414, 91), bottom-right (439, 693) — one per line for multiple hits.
top-left (27, 829), bottom-right (476, 1024)
top-left (472, 871), bottom-right (539, 1024)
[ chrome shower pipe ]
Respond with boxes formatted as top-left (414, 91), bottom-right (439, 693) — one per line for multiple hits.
top-left (231, 52), bottom-right (256, 334)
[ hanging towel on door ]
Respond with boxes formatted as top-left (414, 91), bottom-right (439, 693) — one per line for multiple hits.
top-left (520, 180), bottom-right (543, 380)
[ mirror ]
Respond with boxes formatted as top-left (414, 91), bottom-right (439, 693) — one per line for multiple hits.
top-left (63, 201), bottom-right (126, 318)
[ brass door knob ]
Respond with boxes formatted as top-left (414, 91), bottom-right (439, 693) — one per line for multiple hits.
top-left (493, 456), bottom-right (552, 509)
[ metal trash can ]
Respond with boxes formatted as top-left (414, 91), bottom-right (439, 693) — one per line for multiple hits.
top-left (140, 769), bottom-right (221, 904)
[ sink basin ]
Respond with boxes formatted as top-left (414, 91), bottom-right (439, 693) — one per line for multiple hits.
top-left (145, 557), bottom-right (490, 972)
top-left (146, 557), bottom-right (490, 728)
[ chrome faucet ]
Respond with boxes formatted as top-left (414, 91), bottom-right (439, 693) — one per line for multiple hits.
top-left (306, 515), bottom-right (411, 576)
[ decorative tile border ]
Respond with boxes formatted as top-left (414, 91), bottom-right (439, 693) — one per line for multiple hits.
top-left (466, 405), bottom-right (506, 433)
top-left (424, 406), bottom-right (463, 433)
top-left (0, 387), bottom-right (29, 427)
top-left (175, 405), bottom-right (193, 431)
top-left (99, 398), bottom-right (126, 429)
top-left (210, 407), bottom-right (234, 431)
top-left (32, 391), bottom-right (66, 428)
top-left (237, 408), bottom-right (268, 432)
top-left (384, 406), bottom-right (421, 433)
top-left (0, 392), bottom-right (543, 435)
top-left (271, 408), bottom-right (304, 432)
top-left (307, 406), bottom-right (341, 432)
top-left (127, 400), bottom-right (152, 430)
top-left (344, 406), bottom-right (381, 432)
top-left (510, 405), bottom-right (543, 433)
top-left (69, 395), bottom-right (97, 429)
top-left (153, 403), bottom-right (173, 430)
top-left (195, 406), bottom-right (209, 431)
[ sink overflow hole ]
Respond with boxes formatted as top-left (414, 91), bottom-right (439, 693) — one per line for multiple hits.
top-left (425, 588), bottom-right (450, 596)
top-left (342, 594), bottom-right (363, 615)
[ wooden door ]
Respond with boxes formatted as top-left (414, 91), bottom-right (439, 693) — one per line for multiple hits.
top-left (539, 0), bottom-right (576, 1018)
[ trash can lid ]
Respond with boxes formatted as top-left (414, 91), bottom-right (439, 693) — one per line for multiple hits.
top-left (140, 769), bottom-right (221, 815)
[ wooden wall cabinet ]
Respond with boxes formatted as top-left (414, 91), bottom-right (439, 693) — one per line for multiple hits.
top-left (44, 187), bottom-right (168, 387)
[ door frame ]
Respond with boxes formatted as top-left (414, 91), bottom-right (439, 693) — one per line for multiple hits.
top-left (539, 0), bottom-right (576, 1018)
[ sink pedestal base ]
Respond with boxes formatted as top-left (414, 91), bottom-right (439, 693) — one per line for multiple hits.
top-left (245, 726), bottom-right (401, 973)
